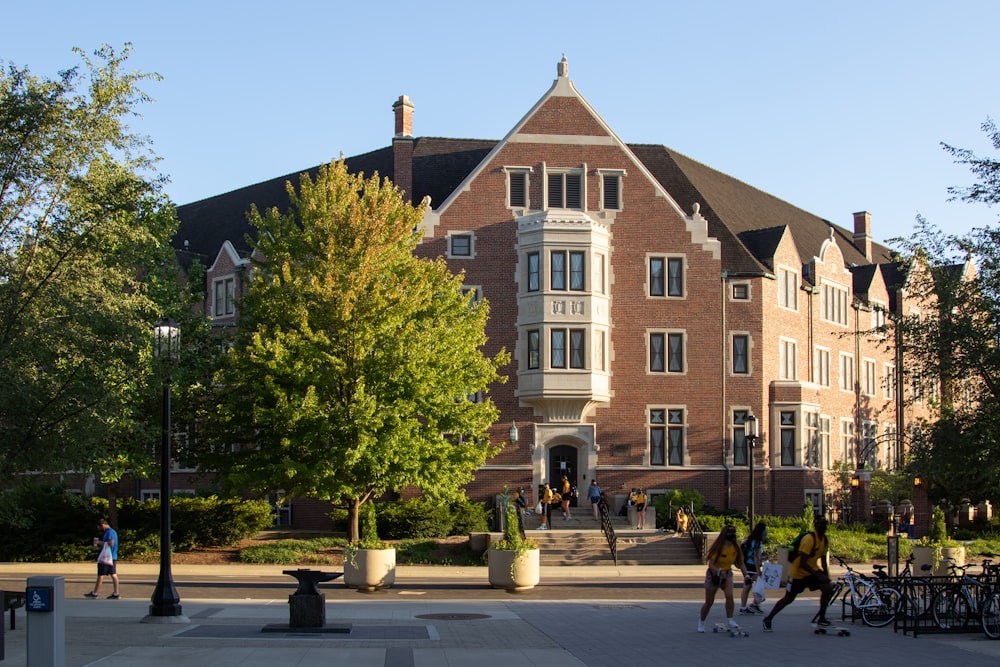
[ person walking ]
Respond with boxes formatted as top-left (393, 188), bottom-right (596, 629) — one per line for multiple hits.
top-left (539, 483), bottom-right (554, 530)
top-left (559, 475), bottom-right (572, 520)
top-left (85, 518), bottom-right (120, 599)
top-left (587, 480), bottom-right (602, 520)
top-left (698, 525), bottom-right (747, 632)
top-left (635, 488), bottom-right (648, 529)
top-left (739, 521), bottom-right (768, 615)
top-left (762, 515), bottom-right (835, 631)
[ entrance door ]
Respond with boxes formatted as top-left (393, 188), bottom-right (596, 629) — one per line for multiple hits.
top-left (549, 445), bottom-right (579, 507)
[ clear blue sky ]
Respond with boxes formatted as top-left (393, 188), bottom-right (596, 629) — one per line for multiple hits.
top-left (7, 1), bottom-right (999, 246)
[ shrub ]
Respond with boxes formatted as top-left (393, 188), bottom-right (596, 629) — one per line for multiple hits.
top-left (377, 498), bottom-right (453, 539)
top-left (0, 483), bottom-right (101, 561)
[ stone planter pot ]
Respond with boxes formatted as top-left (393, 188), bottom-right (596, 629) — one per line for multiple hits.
top-left (343, 548), bottom-right (396, 591)
top-left (776, 547), bottom-right (791, 586)
top-left (911, 545), bottom-right (966, 576)
top-left (487, 548), bottom-right (540, 592)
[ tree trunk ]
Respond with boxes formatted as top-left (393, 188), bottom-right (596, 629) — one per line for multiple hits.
top-left (347, 498), bottom-right (360, 543)
top-left (107, 480), bottom-right (119, 529)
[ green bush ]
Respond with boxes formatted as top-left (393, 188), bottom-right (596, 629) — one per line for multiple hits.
top-left (0, 483), bottom-right (101, 561)
top-left (377, 498), bottom-right (453, 539)
top-left (447, 498), bottom-right (491, 535)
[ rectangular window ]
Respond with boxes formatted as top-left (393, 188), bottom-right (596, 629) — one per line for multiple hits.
top-left (861, 422), bottom-right (877, 468)
top-left (602, 173), bottom-right (621, 210)
top-left (822, 282), bottom-right (849, 326)
top-left (527, 252), bottom-right (540, 292)
top-left (779, 268), bottom-right (798, 310)
top-left (527, 330), bottom-right (540, 369)
top-left (213, 277), bottom-right (235, 317)
top-left (841, 419), bottom-right (855, 465)
top-left (668, 409), bottom-right (685, 465)
top-left (732, 283), bottom-right (749, 300)
top-left (649, 257), bottom-right (665, 297)
top-left (551, 330), bottom-right (566, 368)
top-left (650, 409), bottom-right (665, 466)
top-left (884, 363), bottom-right (896, 400)
top-left (780, 339), bottom-right (797, 380)
top-left (508, 170), bottom-right (527, 208)
top-left (840, 353), bottom-right (854, 392)
top-left (650, 332), bottom-right (684, 373)
top-left (733, 410), bottom-right (748, 466)
top-left (780, 411), bottom-right (796, 466)
top-left (871, 304), bottom-right (887, 337)
top-left (569, 251), bottom-right (585, 291)
top-left (595, 330), bottom-right (606, 371)
top-left (551, 251), bottom-right (566, 290)
top-left (863, 358), bottom-right (877, 396)
top-left (813, 347), bottom-right (830, 386)
top-left (667, 258), bottom-right (683, 297)
top-left (595, 253), bottom-right (606, 294)
top-left (450, 233), bottom-right (472, 257)
top-left (569, 329), bottom-right (585, 369)
top-left (804, 412), bottom-right (819, 467)
top-left (820, 416), bottom-right (831, 469)
top-left (732, 334), bottom-right (749, 374)
top-left (548, 172), bottom-right (583, 209)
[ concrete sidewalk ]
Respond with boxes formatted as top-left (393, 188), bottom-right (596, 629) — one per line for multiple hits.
top-left (3, 563), bottom-right (1000, 666)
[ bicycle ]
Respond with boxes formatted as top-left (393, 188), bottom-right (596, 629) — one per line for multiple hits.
top-left (872, 554), bottom-right (933, 620)
top-left (929, 557), bottom-right (999, 634)
top-left (826, 556), bottom-right (901, 627)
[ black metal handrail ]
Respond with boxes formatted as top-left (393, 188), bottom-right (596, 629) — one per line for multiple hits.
top-left (598, 496), bottom-right (617, 565)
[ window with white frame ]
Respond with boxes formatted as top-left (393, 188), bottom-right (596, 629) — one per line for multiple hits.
top-left (547, 170), bottom-right (583, 209)
top-left (805, 411), bottom-right (820, 467)
top-left (448, 232), bottom-right (474, 258)
top-left (506, 168), bottom-right (529, 208)
top-left (780, 338), bottom-right (797, 380)
top-left (821, 281), bottom-right (849, 326)
top-left (732, 283), bottom-right (750, 300)
top-left (884, 363), bottom-right (896, 400)
top-left (820, 416), bottom-right (831, 469)
top-left (779, 410), bottom-right (796, 466)
top-left (550, 250), bottom-right (586, 291)
top-left (732, 334), bottom-right (750, 374)
top-left (213, 277), bottom-right (235, 317)
top-left (779, 268), bottom-right (798, 310)
top-left (840, 419), bottom-right (855, 465)
top-left (461, 285), bottom-right (481, 303)
top-left (861, 421), bottom-right (877, 468)
top-left (650, 331), bottom-right (685, 373)
top-left (732, 409), bottom-right (749, 466)
top-left (813, 347), bottom-right (830, 386)
top-left (839, 353), bottom-right (854, 392)
top-left (599, 170), bottom-right (624, 211)
top-left (863, 358), bottom-right (877, 396)
top-left (805, 490), bottom-right (824, 514)
top-left (871, 303), bottom-right (888, 337)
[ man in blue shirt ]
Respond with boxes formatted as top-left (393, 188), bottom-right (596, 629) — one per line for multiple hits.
top-left (85, 518), bottom-right (120, 599)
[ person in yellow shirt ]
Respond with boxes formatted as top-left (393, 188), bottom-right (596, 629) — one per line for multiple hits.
top-left (635, 489), bottom-right (648, 529)
top-left (762, 515), bottom-right (835, 631)
top-left (539, 483), bottom-right (554, 530)
top-left (698, 525), bottom-right (748, 632)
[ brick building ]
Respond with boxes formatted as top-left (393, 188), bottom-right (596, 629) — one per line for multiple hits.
top-left (174, 59), bottom-right (934, 527)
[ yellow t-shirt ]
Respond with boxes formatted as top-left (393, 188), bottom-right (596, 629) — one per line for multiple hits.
top-left (789, 532), bottom-right (828, 579)
top-left (710, 543), bottom-right (739, 571)
top-left (542, 488), bottom-right (554, 504)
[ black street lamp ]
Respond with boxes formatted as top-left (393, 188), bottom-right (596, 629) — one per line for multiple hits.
top-left (744, 414), bottom-right (758, 525)
top-left (143, 318), bottom-right (189, 624)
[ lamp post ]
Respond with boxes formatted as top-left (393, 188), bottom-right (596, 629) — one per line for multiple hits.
top-left (744, 414), bottom-right (758, 525)
top-left (143, 318), bottom-right (188, 623)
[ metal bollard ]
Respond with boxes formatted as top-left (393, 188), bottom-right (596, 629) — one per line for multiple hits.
top-left (26, 576), bottom-right (64, 667)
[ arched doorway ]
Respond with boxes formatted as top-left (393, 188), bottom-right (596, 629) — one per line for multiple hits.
top-left (548, 444), bottom-right (579, 507)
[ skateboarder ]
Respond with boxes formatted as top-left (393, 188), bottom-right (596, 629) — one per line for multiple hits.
top-left (762, 515), bottom-right (835, 631)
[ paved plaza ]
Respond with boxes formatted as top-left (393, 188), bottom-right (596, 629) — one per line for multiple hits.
top-left (3, 562), bottom-right (1000, 666)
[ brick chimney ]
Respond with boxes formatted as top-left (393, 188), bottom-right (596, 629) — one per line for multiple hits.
top-left (852, 211), bottom-right (872, 261)
top-left (392, 95), bottom-right (414, 202)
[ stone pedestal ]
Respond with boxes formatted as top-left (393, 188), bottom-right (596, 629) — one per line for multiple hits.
top-left (289, 592), bottom-right (326, 628)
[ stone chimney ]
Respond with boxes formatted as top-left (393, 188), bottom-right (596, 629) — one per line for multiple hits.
top-left (852, 211), bottom-right (872, 261)
top-left (392, 95), bottom-right (414, 202)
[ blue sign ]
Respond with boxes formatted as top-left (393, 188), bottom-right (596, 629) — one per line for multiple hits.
top-left (26, 586), bottom-right (53, 612)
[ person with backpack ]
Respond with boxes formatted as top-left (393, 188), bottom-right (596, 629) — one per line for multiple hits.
top-left (762, 515), bottom-right (835, 631)
top-left (697, 524), bottom-right (748, 633)
top-left (739, 521), bottom-right (768, 615)
top-left (587, 480), bottom-right (602, 520)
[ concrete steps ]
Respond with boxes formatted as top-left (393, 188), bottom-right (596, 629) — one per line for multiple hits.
top-left (526, 527), bottom-right (702, 566)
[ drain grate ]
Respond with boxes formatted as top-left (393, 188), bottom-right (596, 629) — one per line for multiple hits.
top-left (415, 613), bottom-right (491, 620)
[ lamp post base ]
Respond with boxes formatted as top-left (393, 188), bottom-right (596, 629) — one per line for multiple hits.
top-left (141, 612), bottom-right (190, 624)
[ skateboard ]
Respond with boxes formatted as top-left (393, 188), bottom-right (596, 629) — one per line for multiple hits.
top-left (812, 623), bottom-right (850, 636)
top-left (713, 622), bottom-right (750, 637)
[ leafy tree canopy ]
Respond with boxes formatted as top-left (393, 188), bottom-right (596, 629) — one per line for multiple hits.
top-left (0, 44), bottom-right (182, 479)
top-left (207, 160), bottom-right (509, 541)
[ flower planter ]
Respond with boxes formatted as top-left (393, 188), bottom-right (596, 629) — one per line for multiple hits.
top-left (911, 545), bottom-right (965, 576)
top-left (343, 548), bottom-right (396, 591)
top-left (488, 548), bottom-right (540, 591)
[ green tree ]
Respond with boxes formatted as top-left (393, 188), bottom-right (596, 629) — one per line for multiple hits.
top-left (0, 44), bottom-right (182, 482)
top-left (207, 160), bottom-right (509, 542)
top-left (891, 119), bottom-right (1000, 504)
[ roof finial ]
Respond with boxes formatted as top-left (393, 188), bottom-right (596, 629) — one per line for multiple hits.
top-left (558, 55), bottom-right (569, 78)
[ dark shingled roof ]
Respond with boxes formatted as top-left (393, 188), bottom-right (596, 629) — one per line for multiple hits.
top-left (175, 137), bottom-right (896, 284)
